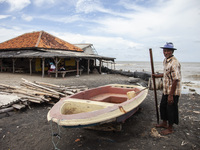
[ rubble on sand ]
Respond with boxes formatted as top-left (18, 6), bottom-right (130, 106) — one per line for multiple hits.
top-left (0, 78), bottom-right (88, 113)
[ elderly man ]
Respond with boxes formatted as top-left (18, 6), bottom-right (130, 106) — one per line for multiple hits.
top-left (153, 42), bottom-right (181, 135)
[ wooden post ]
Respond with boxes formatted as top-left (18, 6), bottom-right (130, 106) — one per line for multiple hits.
top-left (12, 58), bottom-right (16, 73)
top-left (87, 59), bottom-right (90, 75)
top-left (149, 48), bottom-right (159, 124)
top-left (54, 57), bottom-right (61, 78)
top-left (29, 58), bottom-right (32, 75)
top-left (94, 59), bottom-right (96, 67)
top-left (99, 59), bottom-right (102, 74)
top-left (55, 57), bottom-right (58, 78)
top-left (0, 59), bottom-right (2, 72)
top-left (42, 58), bottom-right (45, 78)
top-left (76, 59), bottom-right (80, 76)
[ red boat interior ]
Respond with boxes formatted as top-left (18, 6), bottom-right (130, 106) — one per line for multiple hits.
top-left (70, 86), bottom-right (140, 104)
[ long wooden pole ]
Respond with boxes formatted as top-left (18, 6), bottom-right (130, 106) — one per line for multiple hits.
top-left (149, 48), bottom-right (159, 124)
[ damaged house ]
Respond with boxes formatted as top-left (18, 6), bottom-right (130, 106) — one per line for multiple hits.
top-left (0, 31), bottom-right (115, 78)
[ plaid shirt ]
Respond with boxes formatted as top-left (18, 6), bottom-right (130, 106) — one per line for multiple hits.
top-left (163, 56), bottom-right (181, 96)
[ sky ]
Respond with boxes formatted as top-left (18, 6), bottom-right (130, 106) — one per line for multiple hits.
top-left (0, 0), bottom-right (199, 62)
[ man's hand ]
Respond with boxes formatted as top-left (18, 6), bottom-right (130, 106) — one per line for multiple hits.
top-left (168, 79), bottom-right (178, 105)
top-left (168, 95), bottom-right (174, 105)
top-left (152, 73), bottom-right (163, 78)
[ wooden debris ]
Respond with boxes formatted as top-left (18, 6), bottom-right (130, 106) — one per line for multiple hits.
top-left (12, 104), bottom-right (26, 110)
top-left (150, 128), bottom-right (167, 138)
top-left (0, 107), bottom-right (14, 114)
top-left (21, 78), bottom-right (65, 97)
top-left (34, 81), bottom-right (61, 88)
top-left (0, 94), bottom-right (20, 107)
top-left (63, 91), bottom-right (75, 95)
top-left (0, 78), bottom-right (88, 112)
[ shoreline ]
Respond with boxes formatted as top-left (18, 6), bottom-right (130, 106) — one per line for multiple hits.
top-left (114, 61), bottom-right (200, 94)
top-left (0, 71), bottom-right (199, 95)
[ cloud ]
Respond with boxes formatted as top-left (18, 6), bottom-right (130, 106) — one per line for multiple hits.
top-left (51, 31), bottom-right (141, 59)
top-left (0, 0), bottom-right (199, 62)
top-left (75, 0), bottom-right (103, 14)
top-left (33, 0), bottom-right (77, 9)
top-left (0, 28), bottom-right (28, 43)
top-left (88, 0), bottom-right (200, 41)
top-left (21, 14), bottom-right (33, 21)
top-left (75, 0), bottom-right (129, 17)
top-left (75, 0), bottom-right (143, 18)
top-left (33, 0), bottom-right (56, 7)
top-left (1, 0), bottom-right (31, 11)
top-left (0, 15), bottom-right (10, 19)
top-left (35, 14), bottom-right (83, 25)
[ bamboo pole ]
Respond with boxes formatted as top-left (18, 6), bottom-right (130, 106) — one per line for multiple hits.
top-left (149, 48), bottom-right (159, 124)
top-left (20, 83), bottom-right (60, 99)
top-left (34, 81), bottom-right (61, 88)
top-left (21, 78), bottom-right (65, 96)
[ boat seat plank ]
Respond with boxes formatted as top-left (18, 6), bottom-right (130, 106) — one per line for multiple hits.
top-left (90, 93), bottom-right (128, 104)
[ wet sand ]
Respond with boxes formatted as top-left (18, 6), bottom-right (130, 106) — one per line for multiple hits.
top-left (0, 72), bottom-right (200, 150)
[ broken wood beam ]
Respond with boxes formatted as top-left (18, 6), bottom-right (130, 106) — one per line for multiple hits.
top-left (0, 107), bottom-right (14, 114)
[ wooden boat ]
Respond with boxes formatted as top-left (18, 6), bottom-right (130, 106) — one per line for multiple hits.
top-left (47, 84), bottom-right (148, 128)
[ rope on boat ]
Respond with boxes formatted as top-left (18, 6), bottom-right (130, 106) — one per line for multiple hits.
top-left (50, 119), bottom-right (61, 150)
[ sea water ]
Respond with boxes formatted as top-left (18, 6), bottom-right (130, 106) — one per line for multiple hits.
top-left (114, 61), bottom-right (200, 94)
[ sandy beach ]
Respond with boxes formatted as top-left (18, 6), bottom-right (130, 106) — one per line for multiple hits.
top-left (0, 72), bottom-right (200, 150)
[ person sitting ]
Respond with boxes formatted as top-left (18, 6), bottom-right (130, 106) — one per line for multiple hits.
top-left (58, 65), bottom-right (65, 71)
top-left (48, 62), bottom-right (56, 75)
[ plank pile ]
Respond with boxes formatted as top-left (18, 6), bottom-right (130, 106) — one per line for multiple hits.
top-left (0, 78), bottom-right (88, 112)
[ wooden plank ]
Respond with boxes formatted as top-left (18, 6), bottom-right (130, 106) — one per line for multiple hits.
top-left (33, 81), bottom-right (65, 92)
top-left (12, 104), bottom-right (26, 109)
top-left (34, 81), bottom-right (61, 88)
top-left (49, 70), bottom-right (76, 73)
top-left (9, 89), bottom-right (36, 97)
top-left (19, 86), bottom-right (58, 97)
top-left (0, 107), bottom-right (14, 114)
top-left (21, 78), bottom-right (65, 96)
top-left (0, 83), bottom-right (18, 89)
top-left (49, 70), bottom-right (77, 78)
top-left (21, 82), bottom-right (60, 96)
top-left (63, 91), bottom-right (74, 95)
top-left (27, 99), bottom-right (42, 103)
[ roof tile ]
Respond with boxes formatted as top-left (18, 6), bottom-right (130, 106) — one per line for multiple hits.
top-left (0, 31), bottom-right (83, 52)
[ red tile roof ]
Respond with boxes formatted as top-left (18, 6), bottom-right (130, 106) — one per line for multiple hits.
top-left (0, 31), bottom-right (83, 52)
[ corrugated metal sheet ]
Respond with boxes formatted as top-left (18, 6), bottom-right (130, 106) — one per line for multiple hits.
top-left (0, 94), bottom-right (20, 107)
top-left (74, 43), bottom-right (98, 55)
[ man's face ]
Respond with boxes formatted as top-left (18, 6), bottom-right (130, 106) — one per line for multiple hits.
top-left (163, 49), bottom-right (173, 58)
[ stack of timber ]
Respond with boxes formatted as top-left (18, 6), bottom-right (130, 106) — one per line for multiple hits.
top-left (0, 78), bottom-right (88, 113)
